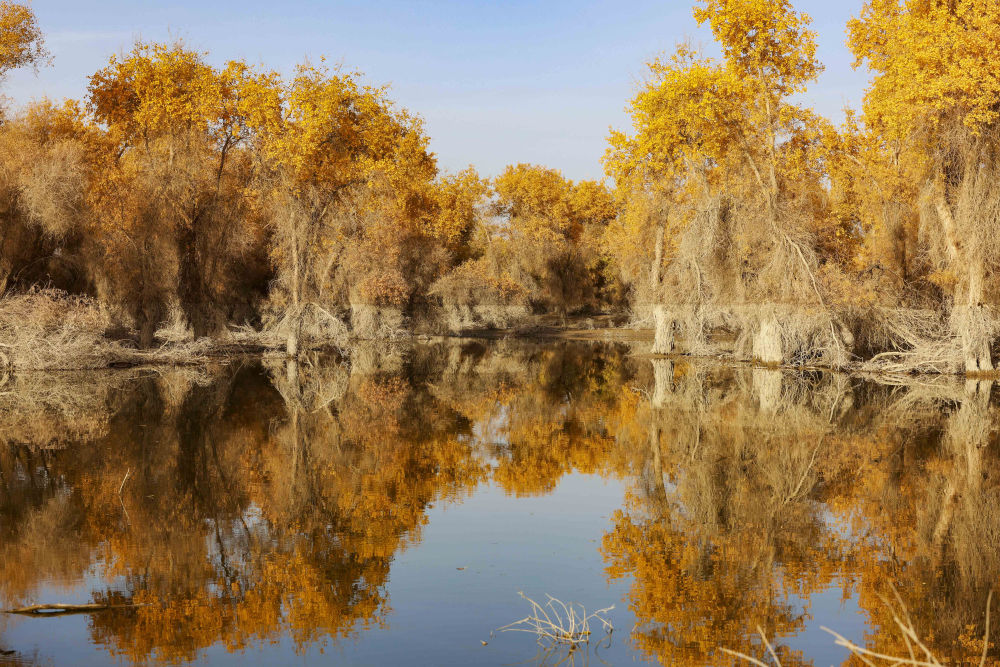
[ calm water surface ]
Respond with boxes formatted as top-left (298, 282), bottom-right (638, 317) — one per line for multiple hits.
top-left (0, 341), bottom-right (995, 665)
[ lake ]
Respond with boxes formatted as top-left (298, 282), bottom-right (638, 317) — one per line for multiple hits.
top-left (0, 340), bottom-right (995, 665)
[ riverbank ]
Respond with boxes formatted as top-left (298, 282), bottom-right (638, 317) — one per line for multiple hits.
top-left (3, 289), bottom-right (999, 379)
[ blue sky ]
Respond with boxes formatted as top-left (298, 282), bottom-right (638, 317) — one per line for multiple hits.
top-left (5, 1), bottom-right (872, 181)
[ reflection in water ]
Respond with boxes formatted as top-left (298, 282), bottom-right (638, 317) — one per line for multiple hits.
top-left (603, 363), bottom-right (846, 666)
top-left (0, 343), bottom-right (998, 665)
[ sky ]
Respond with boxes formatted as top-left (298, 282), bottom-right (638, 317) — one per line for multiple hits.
top-left (5, 1), bottom-right (874, 182)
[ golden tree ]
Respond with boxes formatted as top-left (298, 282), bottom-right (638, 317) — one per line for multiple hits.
top-left (492, 163), bottom-right (614, 318)
top-left (86, 42), bottom-right (271, 344)
top-left (849, 0), bottom-right (1000, 374)
top-left (0, 100), bottom-right (99, 295)
top-left (247, 63), bottom-right (441, 351)
top-left (432, 164), bottom-right (615, 332)
top-left (605, 0), bottom-right (854, 364)
top-left (0, 1), bottom-right (46, 81)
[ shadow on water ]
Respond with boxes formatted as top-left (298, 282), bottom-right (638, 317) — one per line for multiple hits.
top-left (0, 342), bottom-right (999, 665)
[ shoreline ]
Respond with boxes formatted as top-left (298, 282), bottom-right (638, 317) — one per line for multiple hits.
top-left (3, 326), bottom-right (996, 383)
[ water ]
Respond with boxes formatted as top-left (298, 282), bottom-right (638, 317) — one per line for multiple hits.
top-left (0, 341), bottom-right (995, 665)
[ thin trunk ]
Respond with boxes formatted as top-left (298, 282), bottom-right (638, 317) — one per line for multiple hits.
top-left (286, 220), bottom-right (301, 358)
top-left (650, 221), bottom-right (665, 292)
top-left (934, 190), bottom-right (960, 262)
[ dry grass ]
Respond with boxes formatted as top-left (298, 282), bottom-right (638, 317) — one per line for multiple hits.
top-left (440, 303), bottom-right (530, 333)
top-left (350, 303), bottom-right (405, 340)
top-left (0, 288), bottom-right (215, 370)
top-left (250, 302), bottom-right (351, 351)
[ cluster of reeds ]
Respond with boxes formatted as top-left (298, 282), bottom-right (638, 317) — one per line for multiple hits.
top-left (496, 592), bottom-right (614, 646)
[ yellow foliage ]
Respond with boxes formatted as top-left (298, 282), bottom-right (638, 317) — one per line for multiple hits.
top-left (0, 1), bottom-right (46, 79)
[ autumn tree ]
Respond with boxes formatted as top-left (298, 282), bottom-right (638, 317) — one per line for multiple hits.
top-left (426, 168), bottom-right (526, 331)
top-left (0, 3), bottom-right (55, 294)
top-left (0, 101), bottom-right (99, 296)
top-left (429, 167), bottom-right (490, 265)
top-left (605, 0), bottom-right (855, 364)
top-left (432, 164), bottom-right (616, 332)
top-left (246, 63), bottom-right (444, 353)
top-left (848, 0), bottom-right (1000, 374)
top-left (492, 164), bottom-right (615, 318)
top-left (86, 42), bottom-right (272, 344)
top-left (0, 1), bottom-right (46, 84)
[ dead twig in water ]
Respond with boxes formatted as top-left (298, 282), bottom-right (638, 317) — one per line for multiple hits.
top-left (496, 592), bottom-right (613, 646)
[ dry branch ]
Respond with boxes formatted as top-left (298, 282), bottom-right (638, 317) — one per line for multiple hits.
top-left (725, 589), bottom-right (994, 667)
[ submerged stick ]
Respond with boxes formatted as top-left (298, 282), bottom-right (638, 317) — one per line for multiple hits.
top-left (5, 603), bottom-right (148, 615)
top-left (118, 467), bottom-right (131, 496)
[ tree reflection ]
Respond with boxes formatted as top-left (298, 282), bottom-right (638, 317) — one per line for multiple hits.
top-left (602, 363), bottom-right (847, 666)
top-left (0, 342), bottom-right (632, 662)
top-left (2, 345), bottom-right (1000, 665)
top-left (604, 360), bottom-right (1000, 666)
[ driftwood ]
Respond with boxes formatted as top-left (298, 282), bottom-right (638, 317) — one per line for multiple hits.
top-left (4, 603), bottom-right (148, 615)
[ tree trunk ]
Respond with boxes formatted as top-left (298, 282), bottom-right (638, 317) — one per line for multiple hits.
top-left (286, 323), bottom-right (299, 358)
top-left (137, 300), bottom-right (166, 349)
top-left (176, 225), bottom-right (216, 340)
top-left (960, 259), bottom-right (993, 374)
top-left (963, 324), bottom-right (993, 375)
top-left (652, 305), bottom-right (674, 355)
top-left (753, 315), bottom-right (784, 365)
top-left (650, 222), bottom-right (665, 291)
top-left (936, 188), bottom-right (993, 374)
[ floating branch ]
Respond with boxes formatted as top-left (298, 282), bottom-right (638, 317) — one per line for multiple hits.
top-left (5, 603), bottom-right (148, 615)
